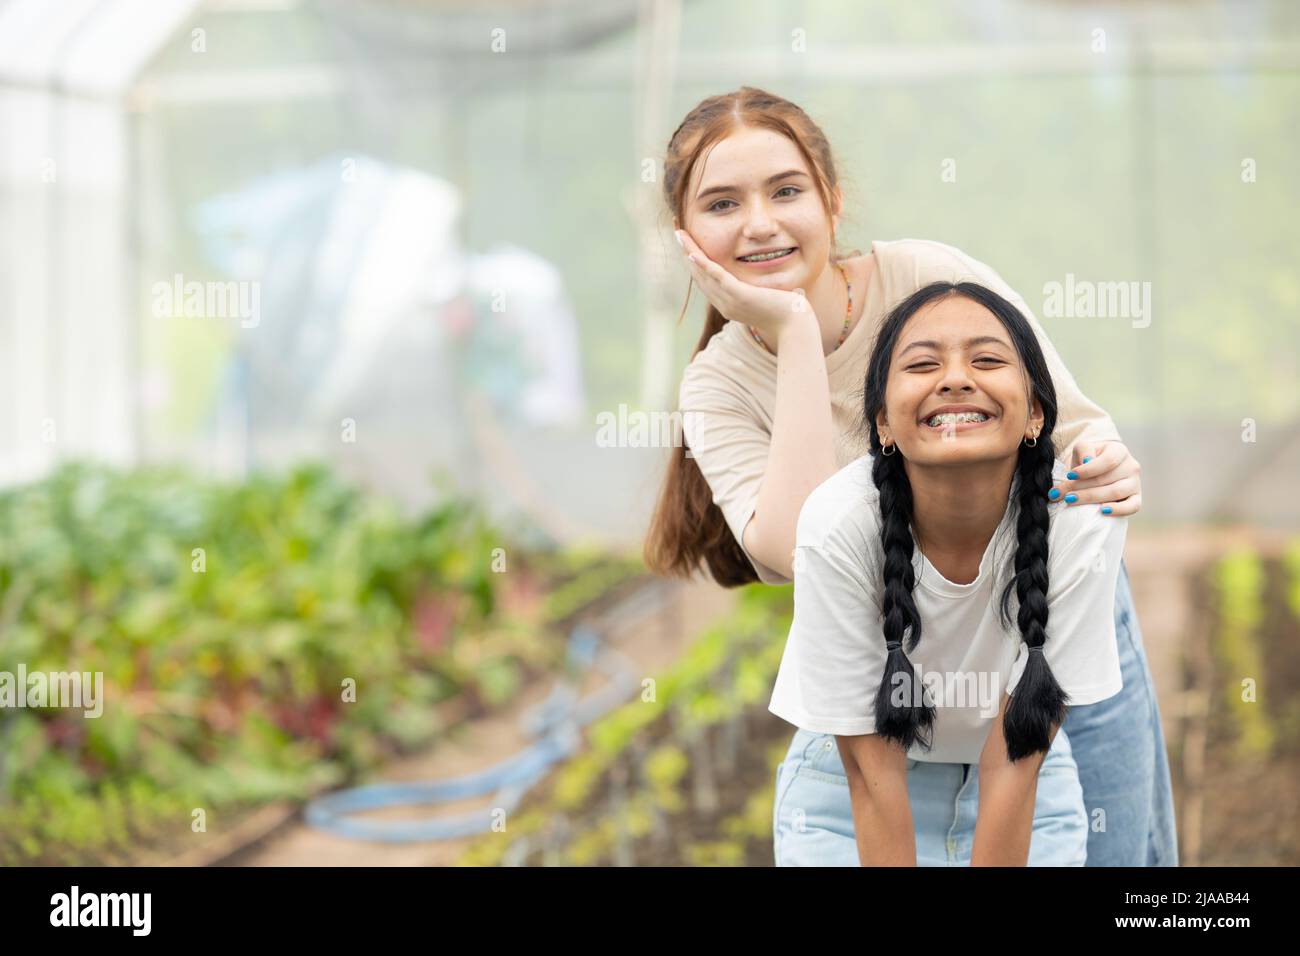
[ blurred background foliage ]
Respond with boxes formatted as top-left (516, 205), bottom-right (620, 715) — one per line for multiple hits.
top-left (0, 460), bottom-right (639, 863)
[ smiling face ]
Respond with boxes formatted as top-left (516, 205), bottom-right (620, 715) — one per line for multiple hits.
top-left (678, 125), bottom-right (839, 291)
top-left (876, 293), bottom-right (1044, 466)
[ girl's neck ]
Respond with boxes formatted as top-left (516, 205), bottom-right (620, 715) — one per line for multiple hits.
top-left (906, 459), bottom-right (1018, 570)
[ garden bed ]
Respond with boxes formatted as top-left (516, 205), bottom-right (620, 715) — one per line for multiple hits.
top-left (456, 584), bottom-right (796, 867)
top-left (1178, 541), bottom-right (1300, 865)
top-left (0, 461), bottom-right (643, 865)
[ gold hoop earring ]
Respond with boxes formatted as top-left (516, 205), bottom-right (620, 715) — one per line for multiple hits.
top-left (881, 443), bottom-right (897, 457)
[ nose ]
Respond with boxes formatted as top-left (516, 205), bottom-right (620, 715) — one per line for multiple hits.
top-left (741, 198), bottom-right (778, 239)
top-left (936, 358), bottom-right (976, 394)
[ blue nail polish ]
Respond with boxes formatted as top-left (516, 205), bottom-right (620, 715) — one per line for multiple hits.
top-left (1048, 488), bottom-right (1060, 500)
top-left (1065, 493), bottom-right (1077, 503)
top-left (1082, 457), bottom-right (1091, 464)
top-left (1066, 471), bottom-right (1078, 480)
top-left (1102, 506), bottom-right (1112, 514)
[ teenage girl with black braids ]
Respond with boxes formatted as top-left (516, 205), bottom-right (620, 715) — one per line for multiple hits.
top-left (643, 86), bottom-right (1178, 866)
top-left (768, 279), bottom-right (1121, 865)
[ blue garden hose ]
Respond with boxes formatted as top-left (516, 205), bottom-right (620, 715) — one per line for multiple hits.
top-left (302, 621), bottom-right (640, 842)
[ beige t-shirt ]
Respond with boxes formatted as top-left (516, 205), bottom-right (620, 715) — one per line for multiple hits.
top-left (678, 237), bottom-right (1124, 586)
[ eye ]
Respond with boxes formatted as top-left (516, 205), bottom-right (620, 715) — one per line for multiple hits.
top-left (974, 357), bottom-right (1005, 366)
top-left (906, 361), bottom-right (937, 371)
top-left (775, 185), bottom-right (801, 198)
top-left (707, 198), bottom-right (737, 212)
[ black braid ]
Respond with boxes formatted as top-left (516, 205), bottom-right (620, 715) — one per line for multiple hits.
top-left (871, 445), bottom-right (937, 753)
top-left (996, 434), bottom-right (1070, 760)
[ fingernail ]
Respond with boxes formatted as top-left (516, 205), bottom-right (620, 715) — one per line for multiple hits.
top-left (1048, 488), bottom-right (1061, 500)
top-left (1065, 493), bottom-right (1078, 503)
top-left (1066, 471), bottom-right (1078, 480)
top-left (687, 254), bottom-right (696, 263)
top-left (1102, 506), bottom-right (1113, 514)
top-left (1082, 457), bottom-right (1091, 464)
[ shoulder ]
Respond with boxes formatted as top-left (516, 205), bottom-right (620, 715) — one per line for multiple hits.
top-left (872, 238), bottom-right (1018, 299)
top-left (1045, 459), bottom-right (1128, 567)
top-left (872, 237), bottom-right (985, 274)
top-left (795, 454), bottom-right (880, 556)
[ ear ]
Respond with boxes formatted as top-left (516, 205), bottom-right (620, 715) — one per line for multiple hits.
top-left (831, 186), bottom-right (843, 230)
top-left (1028, 395), bottom-right (1045, 437)
top-left (875, 409), bottom-right (890, 443)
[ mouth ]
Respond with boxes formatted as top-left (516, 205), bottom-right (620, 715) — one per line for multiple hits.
top-left (920, 409), bottom-right (997, 430)
top-left (736, 246), bottom-right (797, 266)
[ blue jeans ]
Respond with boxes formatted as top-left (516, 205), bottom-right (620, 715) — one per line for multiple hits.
top-left (774, 724), bottom-right (1088, 865)
top-left (772, 558), bottom-right (1180, 866)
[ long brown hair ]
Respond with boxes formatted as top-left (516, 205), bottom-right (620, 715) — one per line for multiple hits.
top-left (642, 87), bottom-right (852, 587)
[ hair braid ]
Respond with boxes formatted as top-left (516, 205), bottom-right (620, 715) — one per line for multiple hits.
top-left (871, 445), bottom-right (937, 753)
top-left (997, 436), bottom-right (1070, 760)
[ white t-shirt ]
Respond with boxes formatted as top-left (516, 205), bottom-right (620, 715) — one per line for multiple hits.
top-left (767, 456), bottom-right (1126, 764)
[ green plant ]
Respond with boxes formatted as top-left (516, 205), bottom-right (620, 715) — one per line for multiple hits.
top-left (0, 460), bottom-right (631, 864)
top-left (1212, 549), bottom-right (1274, 758)
top-left (456, 581), bottom-right (796, 866)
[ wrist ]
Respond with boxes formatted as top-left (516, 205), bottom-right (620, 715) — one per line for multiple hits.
top-left (773, 309), bottom-right (821, 344)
